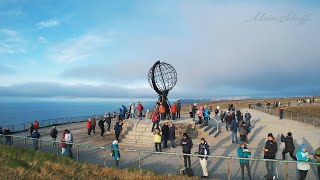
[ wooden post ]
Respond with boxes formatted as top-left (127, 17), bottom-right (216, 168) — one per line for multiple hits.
top-left (227, 159), bottom-right (231, 180)
top-left (76, 145), bottom-right (80, 162)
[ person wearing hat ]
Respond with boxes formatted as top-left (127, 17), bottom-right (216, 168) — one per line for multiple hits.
top-left (237, 142), bottom-right (252, 180)
top-left (197, 138), bottom-right (210, 178)
top-left (161, 120), bottom-right (170, 149)
top-left (263, 133), bottom-right (278, 180)
top-left (50, 126), bottom-right (58, 147)
top-left (111, 140), bottom-right (121, 167)
top-left (296, 144), bottom-right (314, 180)
top-left (180, 133), bottom-right (193, 168)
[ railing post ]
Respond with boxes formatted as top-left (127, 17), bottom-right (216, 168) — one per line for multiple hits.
top-left (227, 158), bottom-right (231, 180)
top-left (57, 142), bottom-right (60, 156)
top-left (77, 145), bottom-right (80, 162)
top-left (24, 137), bottom-right (27, 148)
top-left (39, 139), bottom-right (42, 150)
top-left (285, 162), bottom-right (289, 180)
top-left (138, 151), bottom-right (141, 169)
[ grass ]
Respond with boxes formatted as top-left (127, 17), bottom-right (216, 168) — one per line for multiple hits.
top-left (0, 144), bottom-right (199, 180)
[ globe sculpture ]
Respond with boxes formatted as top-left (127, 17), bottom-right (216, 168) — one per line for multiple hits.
top-left (148, 61), bottom-right (177, 119)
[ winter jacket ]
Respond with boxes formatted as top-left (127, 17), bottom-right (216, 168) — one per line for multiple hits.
top-left (114, 122), bottom-right (123, 134)
top-left (65, 133), bottom-right (73, 143)
top-left (315, 147), bottom-right (320, 166)
top-left (98, 119), bottom-right (105, 128)
top-left (171, 104), bottom-right (177, 113)
top-left (237, 147), bottom-right (251, 164)
top-left (31, 131), bottom-right (40, 139)
top-left (239, 125), bottom-right (247, 136)
top-left (225, 115), bottom-right (233, 124)
top-left (86, 121), bottom-right (92, 129)
top-left (33, 121), bottom-right (39, 129)
top-left (296, 149), bottom-right (311, 170)
top-left (91, 118), bottom-right (97, 126)
top-left (281, 135), bottom-right (295, 151)
top-left (176, 102), bottom-right (181, 110)
top-left (161, 124), bottom-right (169, 137)
top-left (198, 141), bottom-right (210, 159)
top-left (191, 105), bottom-right (197, 114)
top-left (197, 109), bottom-right (203, 117)
top-left (3, 129), bottom-right (11, 136)
top-left (154, 133), bottom-right (162, 143)
top-left (137, 103), bottom-right (143, 111)
top-left (168, 126), bottom-right (176, 140)
top-left (159, 105), bottom-right (166, 113)
top-left (264, 140), bottom-right (277, 159)
top-left (50, 129), bottom-right (58, 138)
top-left (152, 111), bottom-right (160, 122)
top-left (203, 109), bottom-right (210, 118)
top-left (180, 137), bottom-right (193, 153)
top-left (244, 113), bottom-right (251, 121)
top-left (230, 120), bottom-right (239, 132)
top-left (112, 143), bottom-right (121, 159)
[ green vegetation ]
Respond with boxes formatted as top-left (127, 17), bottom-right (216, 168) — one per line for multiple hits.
top-left (285, 105), bottom-right (320, 117)
top-left (0, 145), bottom-right (198, 180)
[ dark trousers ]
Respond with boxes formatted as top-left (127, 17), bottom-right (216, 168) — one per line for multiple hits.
top-left (52, 137), bottom-right (57, 146)
top-left (172, 113), bottom-right (176, 120)
top-left (183, 152), bottom-right (191, 168)
top-left (240, 135), bottom-right (247, 142)
top-left (100, 127), bottom-right (105, 136)
top-left (67, 144), bottom-right (73, 158)
top-left (162, 135), bottom-right (168, 148)
top-left (115, 159), bottom-right (119, 167)
top-left (155, 142), bottom-right (162, 152)
top-left (87, 127), bottom-right (92, 135)
top-left (107, 122), bottom-right (111, 131)
top-left (92, 126), bottom-right (96, 133)
top-left (177, 110), bottom-right (181, 118)
top-left (115, 133), bottom-right (120, 141)
top-left (33, 140), bottom-right (39, 150)
top-left (299, 170), bottom-right (308, 180)
top-left (240, 163), bottom-right (252, 180)
top-left (198, 116), bottom-right (202, 124)
top-left (151, 120), bottom-right (160, 132)
top-left (282, 149), bottom-right (297, 160)
top-left (161, 113), bottom-right (165, 120)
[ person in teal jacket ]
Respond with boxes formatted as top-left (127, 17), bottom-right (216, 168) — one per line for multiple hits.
top-left (237, 142), bottom-right (252, 180)
top-left (296, 144), bottom-right (314, 180)
top-left (111, 140), bottom-right (121, 167)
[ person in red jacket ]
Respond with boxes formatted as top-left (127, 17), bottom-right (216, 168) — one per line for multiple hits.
top-left (137, 102), bottom-right (144, 120)
top-left (151, 105), bottom-right (160, 132)
top-left (171, 103), bottom-right (177, 120)
top-left (86, 119), bottom-right (92, 135)
top-left (33, 120), bottom-right (39, 131)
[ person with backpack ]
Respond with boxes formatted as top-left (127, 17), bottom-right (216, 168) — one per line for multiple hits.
top-left (281, 132), bottom-right (297, 160)
top-left (98, 118), bottom-right (105, 137)
top-left (181, 133), bottom-right (193, 168)
top-left (31, 129), bottom-right (41, 151)
top-left (263, 133), bottom-right (278, 180)
top-left (154, 128), bottom-right (162, 152)
top-left (3, 127), bottom-right (11, 146)
top-left (50, 126), bottom-right (58, 147)
top-left (296, 144), bottom-right (314, 180)
top-left (230, 119), bottom-right (239, 144)
top-left (86, 119), bottom-right (92, 135)
top-left (237, 142), bottom-right (252, 180)
top-left (137, 102), bottom-right (144, 120)
top-left (114, 121), bottom-right (123, 142)
top-left (197, 138), bottom-right (210, 178)
top-left (111, 140), bottom-right (121, 167)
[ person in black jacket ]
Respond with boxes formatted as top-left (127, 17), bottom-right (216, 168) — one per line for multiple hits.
top-left (3, 127), bottom-right (11, 146)
top-left (50, 126), bottom-right (58, 147)
top-left (197, 138), bottom-right (210, 178)
top-left (263, 133), bottom-right (277, 180)
top-left (114, 122), bottom-right (123, 142)
top-left (31, 130), bottom-right (41, 151)
top-left (98, 118), bottom-right (105, 137)
top-left (105, 113), bottom-right (112, 131)
top-left (161, 121), bottom-right (169, 149)
top-left (191, 104), bottom-right (197, 121)
top-left (180, 133), bottom-right (193, 168)
top-left (281, 132), bottom-right (297, 160)
top-left (168, 123), bottom-right (175, 148)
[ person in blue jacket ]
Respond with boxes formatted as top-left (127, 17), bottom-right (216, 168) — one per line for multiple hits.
top-left (111, 140), bottom-right (121, 167)
top-left (230, 119), bottom-right (239, 143)
top-left (203, 106), bottom-right (210, 126)
top-left (237, 142), bottom-right (252, 180)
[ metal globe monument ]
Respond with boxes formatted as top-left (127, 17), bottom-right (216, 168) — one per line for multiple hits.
top-left (148, 61), bottom-right (177, 118)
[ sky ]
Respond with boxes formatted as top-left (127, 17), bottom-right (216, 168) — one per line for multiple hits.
top-left (0, 0), bottom-right (319, 100)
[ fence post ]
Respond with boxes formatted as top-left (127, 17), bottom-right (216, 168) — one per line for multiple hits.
top-left (39, 139), bottom-right (42, 150)
top-left (285, 162), bottom-right (289, 180)
top-left (138, 151), bottom-right (141, 169)
top-left (57, 142), bottom-right (60, 156)
top-left (24, 137), bottom-right (27, 148)
top-left (227, 158), bottom-right (231, 180)
top-left (77, 145), bottom-right (80, 162)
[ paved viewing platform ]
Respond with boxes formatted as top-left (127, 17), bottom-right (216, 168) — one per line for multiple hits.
top-left (12, 108), bottom-right (320, 179)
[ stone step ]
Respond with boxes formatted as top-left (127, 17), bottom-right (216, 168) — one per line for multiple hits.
top-left (127, 131), bottom-right (154, 136)
top-left (124, 135), bottom-right (154, 141)
top-left (135, 123), bottom-right (154, 128)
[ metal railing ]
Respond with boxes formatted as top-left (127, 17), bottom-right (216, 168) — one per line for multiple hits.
top-left (251, 105), bottom-right (320, 127)
top-left (1, 134), bottom-right (319, 180)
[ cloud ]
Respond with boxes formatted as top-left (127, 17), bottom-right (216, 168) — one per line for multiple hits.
top-left (36, 19), bottom-right (60, 29)
top-left (0, 28), bottom-right (27, 54)
top-left (48, 32), bottom-right (112, 63)
top-left (0, 64), bottom-right (15, 75)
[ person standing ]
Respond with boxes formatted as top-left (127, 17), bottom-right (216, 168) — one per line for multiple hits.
top-left (281, 132), bottom-right (297, 160)
top-left (130, 103), bottom-right (135, 119)
top-left (314, 146), bottom-right (320, 180)
top-left (161, 121), bottom-right (169, 149)
top-left (197, 106), bottom-right (204, 124)
top-left (180, 133), bottom-right (193, 168)
top-left (168, 123), bottom-right (176, 148)
top-left (154, 128), bottom-right (162, 152)
top-left (60, 131), bottom-right (68, 156)
top-left (239, 122), bottom-right (248, 143)
top-left (159, 102), bottom-right (166, 120)
top-left (279, 107), bottom-right (284, 119)
top-left (151, 105), bottom-right (160, 132)
top-left (191, 103), bottom-right (197, 121)
top-left (111, 140), bottom-right (121, 167)
top-left (65, 130), bottom-right (74, 158)
top-left (296, 144), bottom-right (314, 180)
top-left (198, 138), bottom-right (210, 178)
top-left (86, 119), bottom-right (92, 135)
top-left (171, 103), bottom-right (177, 120)
top-left (230, 119), bottom-right (239, 143)
top-left (28, 123), bottom-right (34, 136)
top-left (114, 121), bottom-right (123, 142)
top-left (33, 120), bottom-right (39, 131)
top-left (203, 106), bottom-right (210, 126)
top-left (176, 100), bottom-right (181, 119)
top-left (3, 127), bottom-right (11, 146)
top-left (263, 133), bottom-right (277, 180)
top-left (91, 115), bottom-right (97, 133)
top-left (98, 118), bottom-right (105, 137)
top-left (31, 130), bottom-right (41, 151)
top-left (225, 111), bottom-right (233, 131)
top-left (105, 113), bottom-right (112, 131)
top-left (137, 102), bottom-right (144, 120)
top-left (50, 126), bottom-right (58, 147)
top-left (237, 142), bottom-right (252, 180)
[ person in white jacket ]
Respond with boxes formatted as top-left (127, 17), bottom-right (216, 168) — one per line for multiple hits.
top-left (65, 130), bottom-right (74, 159)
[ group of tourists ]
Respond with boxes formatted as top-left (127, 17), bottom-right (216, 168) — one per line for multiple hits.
top-left (153, 120), bottom-right (176, 151)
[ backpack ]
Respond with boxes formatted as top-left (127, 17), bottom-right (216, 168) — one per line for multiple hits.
top-left (141, 105), bottom-right (144, 111)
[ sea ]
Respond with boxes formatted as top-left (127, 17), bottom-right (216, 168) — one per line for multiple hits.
top-left (0, 98), bottom-right (206, 127)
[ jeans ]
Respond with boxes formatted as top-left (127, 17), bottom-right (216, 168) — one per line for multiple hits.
top-left (100, 127), bottom-right (105, 136)
top-left (130, 113), bottom-right (135, 119)
top-left (232, 131), bottom-right (238, 143)
top-left (240, 163), bottom-right (252, 180)
top-left (67, 144), bottom-right (73, 158)
top-left (282, 149), bottom-right (297, 160)
top-left (155, 142), bottom-right (162, 152)
top-left (162, 135), bottom-right (168, 148)
top-left (151, 120), bottom-right (160, 132)
top-left (204, 117), bottom-right (209, 125)
top-left (265, 161), bottom-right (275, 178)
top-left (139, 111), bottom-right (142, 120)
top-left (5, 137), bottom-right (11, 146)
top-left (299, 170), bottom-right (308, 180)
top-left (33, 140), bottom-right (39, 150)
top-left (170, 140), bottom-right (175, 148)
top-left (183, 152), bottom-right (191, 168)
top-left (226, 123), bottom-right (230, 131)
top-left (172, 113), bottom-right (176, 120)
